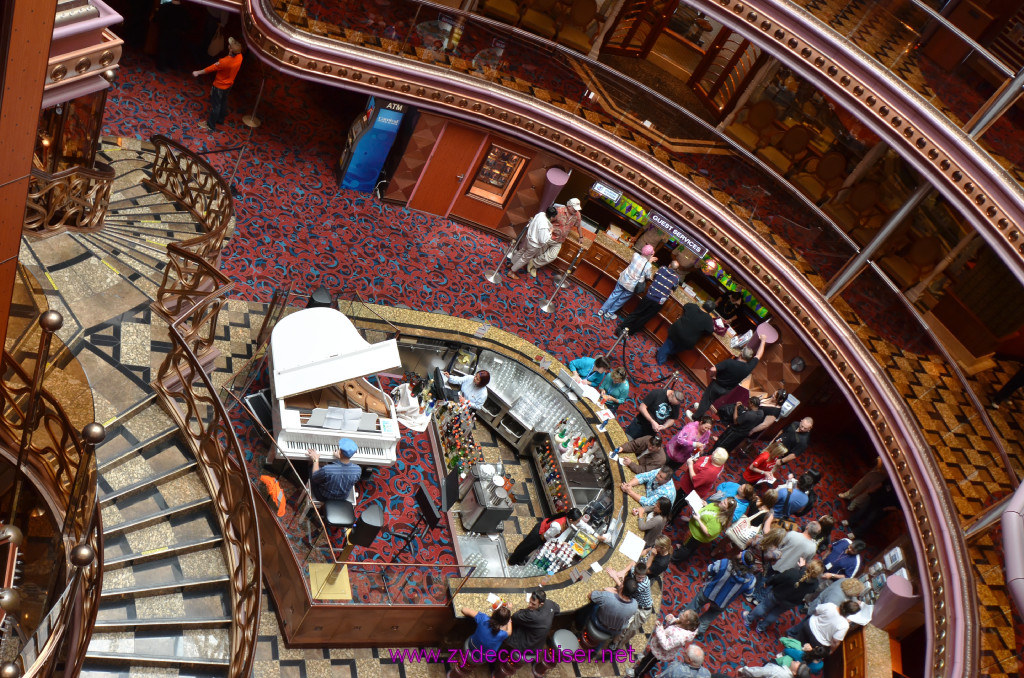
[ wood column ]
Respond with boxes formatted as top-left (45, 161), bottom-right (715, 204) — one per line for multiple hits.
top-left (0, 0), bottom-right (58, 350)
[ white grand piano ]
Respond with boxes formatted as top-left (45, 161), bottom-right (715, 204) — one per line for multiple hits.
top-left (268, 307), bottom-right (401, 467)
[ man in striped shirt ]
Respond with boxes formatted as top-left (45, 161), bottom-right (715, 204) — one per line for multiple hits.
top-left (682, 552), bottom-right (757, 637)
top-left (616, 259), bottom-right (681, 337)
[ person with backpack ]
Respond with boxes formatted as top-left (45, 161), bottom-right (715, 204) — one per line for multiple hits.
top-left (682, 551), bottom-right (757, 637)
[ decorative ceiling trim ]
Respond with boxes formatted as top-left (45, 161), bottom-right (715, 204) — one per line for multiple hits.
top-left (242, 2), bottom-right (973, 675)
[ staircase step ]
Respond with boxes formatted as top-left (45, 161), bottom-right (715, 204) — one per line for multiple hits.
top-left (104, 221), bottom-right (204, 240)
top-left (104, 509), bottom-right (221, 564)
top-left (105, 204), bottom-right (197, 220)
top-left (84, 652), bottom-right (229, 671)
top-left (95, 230), bottom-right (171, 260)
top-left (93, 616), bottom-right (231, 631)
top-left (70, 233), bottom-right (165, 289)
top-left (99, 460), bottom-right (198, 506)
top-left (102, 498), bottom-right (213, 537)
top-left (100, 393), bottom-right (158, 432)
top-left (104, 536), bottom-right (223, 570)
top-left (81, 667), bottom-right (226, 678)
top-left (97, 422), bottom-right (177, 469)
top-left (98, 583), bottom-right (230, 616)
top-left (103, 544), bottom-right (227, 590)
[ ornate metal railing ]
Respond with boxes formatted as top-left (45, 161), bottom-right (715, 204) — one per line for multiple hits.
top-left (23, 164), bottom-right (115, 239)
top-left (146, 135), bottom-right (260, 678)
top-left (149, 134), bottom-right (234, 261)
top-left (151, 287), bottom-right (261, 678)
top-left (0, 312), bottom-right (104, 677)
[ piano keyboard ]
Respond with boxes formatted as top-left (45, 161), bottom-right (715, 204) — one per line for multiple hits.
top-left (277, 435), bottom-right (397, 466)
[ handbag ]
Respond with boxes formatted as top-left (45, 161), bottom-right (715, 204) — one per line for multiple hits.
top-left (633, 262), bottom-right (651, 297)
top-left (725, 509), bottom-right (768, 549)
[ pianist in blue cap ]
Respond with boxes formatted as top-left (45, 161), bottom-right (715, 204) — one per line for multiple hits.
top-left (307, 438), bottom-right (362, 502)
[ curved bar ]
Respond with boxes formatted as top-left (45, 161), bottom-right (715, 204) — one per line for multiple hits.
top-left (237, 3), bottom-right (974, 674)
top-left (690, 0), bottom-right (1024, 282)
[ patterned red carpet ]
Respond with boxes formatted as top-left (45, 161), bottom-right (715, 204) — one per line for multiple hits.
top-left (103, 50), bottom-right (888, 674)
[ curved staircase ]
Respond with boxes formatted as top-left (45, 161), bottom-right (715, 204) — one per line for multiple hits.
top-left (83, 395), bottom-right (232, 675)
top-left (18, 137), bottom-right (245, 676)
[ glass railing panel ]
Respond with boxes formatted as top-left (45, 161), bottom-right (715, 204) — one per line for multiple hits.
top-left (832, 264), bottom-right (1016, 524)
top-left (269, 0), bottom-right (860, 287)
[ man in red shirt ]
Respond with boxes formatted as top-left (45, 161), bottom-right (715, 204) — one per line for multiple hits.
top-left (192, 37), bottom-right (244, 131)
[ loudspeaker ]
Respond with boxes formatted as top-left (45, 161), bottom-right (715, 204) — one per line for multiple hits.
top-left (415, 482), bottom-right (442, 530)
top-left (349, 504), bottom-right (384, 547)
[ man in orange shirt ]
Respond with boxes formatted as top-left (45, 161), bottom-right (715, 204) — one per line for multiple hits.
top-left (192, 37), bottom-right (244, 131)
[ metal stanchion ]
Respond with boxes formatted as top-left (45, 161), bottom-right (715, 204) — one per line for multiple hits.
top-left (484, 227), bottom-right (528, 284)
top-left (243, 77), bottom-right (266, 128)
top-left (602, 328), bottom-right (629, 358)
top-left (539, 244), bottom-right (584, 314)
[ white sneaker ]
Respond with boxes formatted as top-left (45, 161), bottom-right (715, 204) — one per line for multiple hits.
top-left (685, 410), bottom-right (693, 420)
top-left (626, 670), bottom-right (635, 677)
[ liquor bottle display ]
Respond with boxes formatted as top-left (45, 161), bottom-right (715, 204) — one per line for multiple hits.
top-left (435, 398), bottom-right (483, 475)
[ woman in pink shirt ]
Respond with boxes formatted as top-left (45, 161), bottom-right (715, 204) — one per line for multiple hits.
top-left (629, 609), bottom-right (698, 676)
top-left (665, 416), bottom-right (713, 469)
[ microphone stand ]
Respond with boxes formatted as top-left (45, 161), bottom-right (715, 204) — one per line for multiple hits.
top-left (540, 243), bottom-right (584, 314)
top-left (484, 227), bottom-right (528, 284)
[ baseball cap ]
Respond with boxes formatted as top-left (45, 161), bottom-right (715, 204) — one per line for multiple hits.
top-left (567, 197), bottom-right (581, 210)
top-left (338, 438), bottom-right (358, 458)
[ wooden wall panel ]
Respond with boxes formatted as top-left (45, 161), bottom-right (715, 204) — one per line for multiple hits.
top-left (384, 112), bottom-right (446, 204)
top-left (0, 0), bottom-right (58, 351)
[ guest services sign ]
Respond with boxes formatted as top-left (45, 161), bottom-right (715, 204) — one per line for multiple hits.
top-left (648, 211), bottom-right (708, 258)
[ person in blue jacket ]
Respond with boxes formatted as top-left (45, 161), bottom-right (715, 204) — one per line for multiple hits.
top-left (568, 355), bottom-right (611, 388)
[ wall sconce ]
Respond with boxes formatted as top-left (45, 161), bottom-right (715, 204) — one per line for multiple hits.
top-left (39, 133), bottom-right (52, 147)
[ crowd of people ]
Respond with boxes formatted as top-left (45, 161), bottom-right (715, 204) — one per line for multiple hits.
top-left (449, 382), bottom-right (888, 677)
top-left (439, 220), bottom-right (896, 676)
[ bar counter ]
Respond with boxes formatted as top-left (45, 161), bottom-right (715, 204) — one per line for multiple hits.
top-left (339, 301), bottom-right (648, 614)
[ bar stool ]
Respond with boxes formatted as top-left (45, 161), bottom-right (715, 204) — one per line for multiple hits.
top-left (307, 285), bottom-right (333, 308)
top-left (494, 650), bottom-right (522, 677)
top-left (534, 629), bottom-right (579, 677)
top-left (580, 617), bottom-right (613, 650)
top-left (446, 639), bottom-right (476, 678)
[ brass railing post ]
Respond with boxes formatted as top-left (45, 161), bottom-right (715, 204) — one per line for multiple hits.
top-left (8, 311), bottom-right (63, 525)
top-left (60, 423), bottom-right (105, 544)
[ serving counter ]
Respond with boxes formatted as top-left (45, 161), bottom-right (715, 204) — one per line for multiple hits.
top-left (553, 232), bottom-right (820, 401)
top-left (339, 301), bottom-right (649, 615)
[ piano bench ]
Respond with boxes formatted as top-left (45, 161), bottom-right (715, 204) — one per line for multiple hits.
top-left (324, 500), bottom-right (356, 527)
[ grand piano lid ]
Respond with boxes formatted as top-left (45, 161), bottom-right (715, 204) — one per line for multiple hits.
top-left (270, 307), bottom-right (401, 399)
